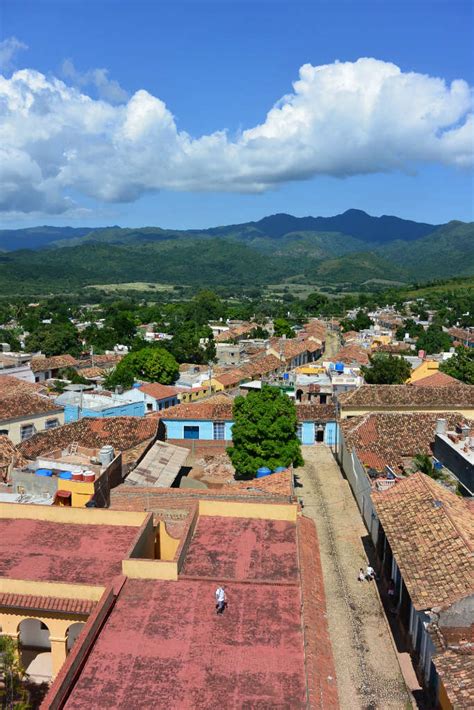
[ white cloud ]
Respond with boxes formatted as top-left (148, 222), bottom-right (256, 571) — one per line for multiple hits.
top-left (0, 37), bottom-right (28, 72)
top-left (61, 59), bottom-right (129, 104)
top-left (0, 57), bottom-right (472, 214)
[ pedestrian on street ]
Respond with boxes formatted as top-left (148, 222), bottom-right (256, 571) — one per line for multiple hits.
top-left (357, 568), bottom-right (365, 582)
top-left (215, 585), bottom-right (226, 614)
top-left (366, 564), bottom-right (376, 581)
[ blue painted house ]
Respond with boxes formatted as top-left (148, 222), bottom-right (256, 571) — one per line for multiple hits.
top-left (161, 397), bottom-right (338, 445)
top-left (55, 392), bottom-right (145, 423)
top-left (120, 383), bottom-right (181, 413)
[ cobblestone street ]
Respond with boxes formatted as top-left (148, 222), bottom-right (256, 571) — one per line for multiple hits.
top-left (297, 445), bottom-right (413, 710)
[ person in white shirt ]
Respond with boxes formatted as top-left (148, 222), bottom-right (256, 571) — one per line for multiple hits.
top-left (366, 565), bottom-right (375, 581)
top-left (215, 585), bottom-right (226, 614)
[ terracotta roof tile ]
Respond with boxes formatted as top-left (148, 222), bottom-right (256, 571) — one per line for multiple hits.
top-left (0, 391), bottom-right (63, 421)
top-left (30, 354), bottom-right (78, 372)
top-left (339, 384), bottom-right (474, 409)
top-left (0, 592), bottom-right (95, 615)
top-left (18, 416), bottom-right (158, 458)
top-left (329, 344), bottom-right (370, 365)
top-left (0, 434), bottom-right (27, 470)
top-left (161, 394), bottom-right (234, 421)
top-left (296, 404), bottom-right (337, 422)
top-left (0, 375), bottom-right (46, 396)
top-left (372, 472), bottom-right (474, 609)
top-left (341, 412), bottom-right (468, 473)
top-left (139, 382), bottom-right (182, 400)
top-left (433, 647), bottom-right (474, 708)
top-left (411, 371), bottom-right (462, 387)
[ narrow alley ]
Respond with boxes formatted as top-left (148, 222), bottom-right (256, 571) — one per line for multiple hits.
top-left (297, 445), bottom-right (413, 710)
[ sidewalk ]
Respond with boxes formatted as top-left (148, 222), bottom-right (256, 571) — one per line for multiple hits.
top-left (296, 445), bottom-right (413, 709)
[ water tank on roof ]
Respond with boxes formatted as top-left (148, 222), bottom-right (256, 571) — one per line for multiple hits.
top-left (36, 468), bottom-right (53, 477)
top-left (99, 445), bottom-right (115, 467)
top-left (273, 466), bottom-right (287, 473)
top-left (58, 471), bottom-right (73, 480)
top-left (256, 467), bottom-right (272, 478)
top-left (335, 362), bottom-right (344, 372)
top-left (132, 382), bottom-right (141, 389)
top-left (433, 461), bottom-right (443, 471)
top-left (283, 373), bottom-right (289, 380)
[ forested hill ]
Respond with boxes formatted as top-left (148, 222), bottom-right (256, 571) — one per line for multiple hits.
top-left (0, 209), bottom-right (440, 251)
top-left (0, 211), bottom-right (472, 295)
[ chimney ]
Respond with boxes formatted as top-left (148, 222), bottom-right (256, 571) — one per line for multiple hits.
top-left (436, 418), bottom-right (447, 436)
top-left (460, 423), bottom-right (470, 439)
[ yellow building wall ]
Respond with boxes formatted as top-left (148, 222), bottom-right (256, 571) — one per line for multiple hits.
top-left (0, 501), bottom-right (147, 527)
top-left (407, 360), bottom-right (440, 383)
top-left (55, 478), bottom-right (95, 508)
top-left (122, 558), bottom-right (178, 580)
top-left (198, 499), bottom-right (297, 521)
top-left (1, 411), bottom-right (65, 445)
top-left (201, 378), bottom-right (224, 392)
top-left (158, 521), bottom-right (181, 560)
top-left (0, 578), bottom-right (105, 601)
top-left (437, 679), bottom-right (454, 710)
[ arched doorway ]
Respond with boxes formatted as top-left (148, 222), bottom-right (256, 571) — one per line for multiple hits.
top-left (18, 618), bottom-right (52, 684)
top-left (67, 622), bottom-right (85, 652)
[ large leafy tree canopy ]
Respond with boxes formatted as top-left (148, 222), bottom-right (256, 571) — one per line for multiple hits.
top-left (105, 347), bottom-right (179, 390)
top-left (440, 346), bottom-right (474, 384)
top-left (361, 353), bottom-right (412, 384)
top-left (416, 324), bottom-right (452, 355)
top-left (228, 385), bottom-right (303, 480)
top-left (24, 322), bottom-right (82, 357)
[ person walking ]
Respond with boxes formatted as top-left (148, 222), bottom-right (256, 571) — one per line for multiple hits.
top-left (215, 585), bottom-right (226, 614)
top-left (357, 568), bottom-right (365, 582)
top-left (366, 564), bottom-right (375, 581)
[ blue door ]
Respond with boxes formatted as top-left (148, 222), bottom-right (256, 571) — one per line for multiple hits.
top-left (184, 425), bottom-right (199, 439)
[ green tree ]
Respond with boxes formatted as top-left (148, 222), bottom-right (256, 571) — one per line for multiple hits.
top-left (440, 346), bottom-right (474, 384)
top-left (416, 324), bottom-right (452, 355)
top-left (273, 318), bottom-right (294, 338)
top-left (0, 328), bottom-right (21, 351)
top-left (247, 325), bottom-right (269, 339)
top-left (395, 318), bottom-right (424, 341)
top-left (341, 310), bottom-right (373, 332)
top-left (228, 385), bottom-right (303, 480)
top-left (105, 347), bottom-right (179, 389)
top-left (24, 323), bottom-right (82, 357)
top-left (0, 634), bottom-right (30, 708)
top-left (361, 353), bottom-right (412, 384)
top-left (411, 453), bottom-right (444, 481)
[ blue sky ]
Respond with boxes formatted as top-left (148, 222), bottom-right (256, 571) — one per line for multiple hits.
top-left (1, 0), bottom-right (473, 228)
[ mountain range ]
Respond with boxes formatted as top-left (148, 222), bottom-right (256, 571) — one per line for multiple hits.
top-left (0, 209), bottom-right (472, 295)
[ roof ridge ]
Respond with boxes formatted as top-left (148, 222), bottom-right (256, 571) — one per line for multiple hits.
top-left (416, 473), bottom-right (474, 553)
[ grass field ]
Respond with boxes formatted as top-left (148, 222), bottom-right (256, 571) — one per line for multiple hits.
top-left (87, 282), bottom-right (177, 293)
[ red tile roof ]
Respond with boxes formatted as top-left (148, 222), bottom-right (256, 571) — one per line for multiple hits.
top-left (411, 371), bottom-right (462, 387)
top-left (341, 411), bottom-right (467, 473)
top-left (215, 370), bottom-right (246, 387)
top-left (329, 344), bottom-right (370, 365)
top-left (339, 384), bottom-right (474, 409)
top-left (0, 375), bottom-right (46, 396)
top-left (0, 435), bottom-right (26, 470)
top-left (0, 392), bottom-right (63, 421)
top-left (30, 354), bottom-right (78, 373)
top-left (433, 647), bottom-right (474, 708)
top-left (0, 592), bottom-right (95, 615)
top-left (161, 394), bottom-right (233, 421)
top-left (296, 404), bottom-right (337, 422)
top-left (372, 473), bottom-right (474, 609)
top-left (18, 416), bottom-right (158, 458)
top-left (239, 354), bottom-right (282, 377)
top-left (139, 382), bottom-right (181, 400)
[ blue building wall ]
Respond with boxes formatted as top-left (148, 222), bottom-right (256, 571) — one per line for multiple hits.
top-left (324, 422), bottom-right (340, 446)
top-left (163, 416), bottom-right (335, 444)
top-left (301, 422), bottom-right (315, 445)
top-left (163, 418), bottom-right (234, 440)
top-left (64, 401), bottom-right (145, 423)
